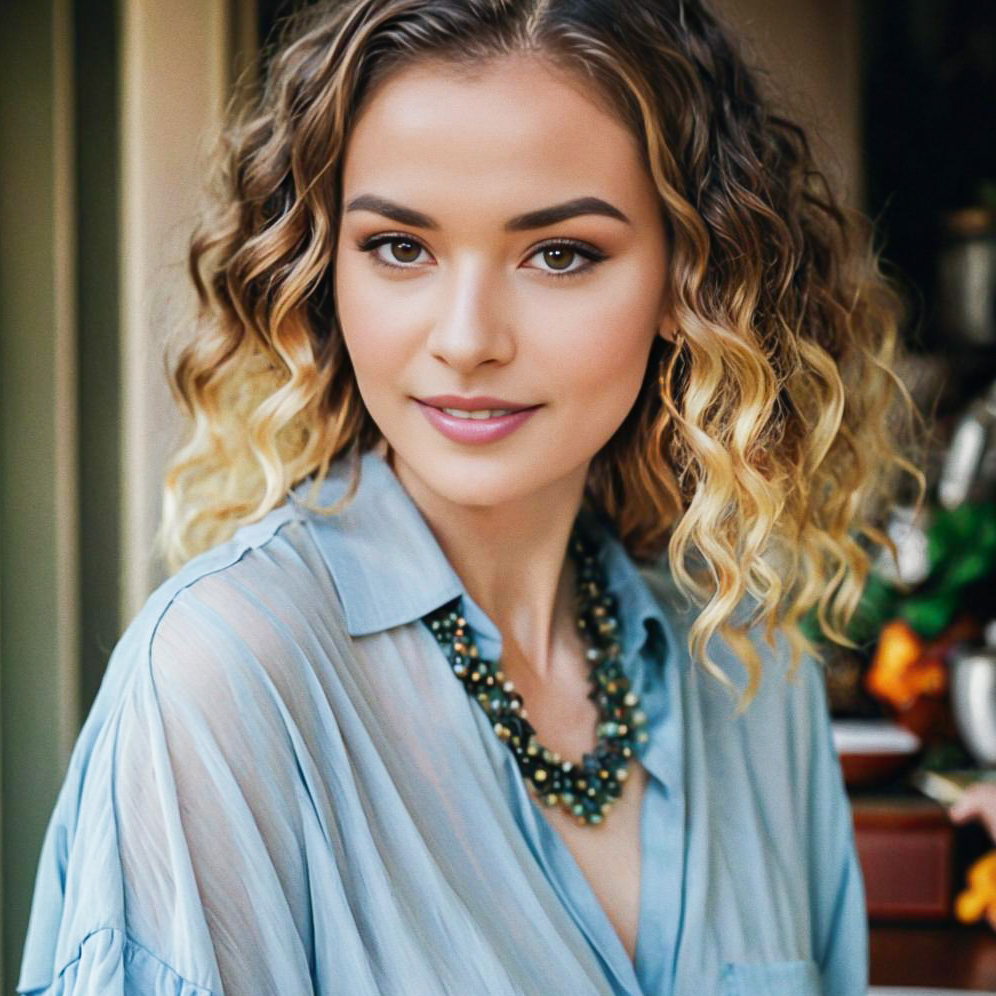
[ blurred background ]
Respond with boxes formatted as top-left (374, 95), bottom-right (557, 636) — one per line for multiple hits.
top-left (1, 1), bottom-right (995, 992)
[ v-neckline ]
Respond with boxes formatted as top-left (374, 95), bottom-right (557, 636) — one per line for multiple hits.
top-left (521, 759), bottom-right (663, 996)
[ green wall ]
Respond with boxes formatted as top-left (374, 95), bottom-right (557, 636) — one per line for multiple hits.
top-left (0, 1), bottom-right (121, 991)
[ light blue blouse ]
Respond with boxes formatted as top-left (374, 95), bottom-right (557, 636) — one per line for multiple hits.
top-left (17, 447), bottom-right (867, 996)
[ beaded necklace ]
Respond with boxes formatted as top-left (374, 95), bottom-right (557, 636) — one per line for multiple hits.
top-left (422, 520), bottom-right (648, 827)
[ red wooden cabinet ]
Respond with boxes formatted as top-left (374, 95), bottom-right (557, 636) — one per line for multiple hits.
top-left (852, 795), bottom-right (954, 919)
top-left (850, 793), bottom-right (996, 989)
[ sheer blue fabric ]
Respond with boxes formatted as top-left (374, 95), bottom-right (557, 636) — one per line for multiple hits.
top-left (17, 447), bottom-right (867, 995)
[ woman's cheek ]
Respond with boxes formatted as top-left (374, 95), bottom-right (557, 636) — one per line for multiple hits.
top-left (338, 278), bottom-right (414, 377)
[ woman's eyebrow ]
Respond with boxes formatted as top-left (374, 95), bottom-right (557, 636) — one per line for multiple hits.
top-left (343, 194), bottom-right (631, 230)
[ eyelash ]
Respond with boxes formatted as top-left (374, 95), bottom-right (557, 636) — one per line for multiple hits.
top-left (355, 233), bottom-right (607, 281)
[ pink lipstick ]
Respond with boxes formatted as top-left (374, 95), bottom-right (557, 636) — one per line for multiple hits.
top-left (415, 400), bottom-right (542, 445)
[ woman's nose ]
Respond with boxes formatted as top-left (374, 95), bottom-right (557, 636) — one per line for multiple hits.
top-left (425, 264), bottom-right (515, 372)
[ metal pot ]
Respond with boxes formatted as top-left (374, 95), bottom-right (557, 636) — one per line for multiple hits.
top-left (937, 208), bottom-right (996, 346)
top-left (950, 638), bottom-right (996, 766)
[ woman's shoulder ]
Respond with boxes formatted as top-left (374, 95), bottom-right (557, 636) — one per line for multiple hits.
top-left (110, 498), bottom-right (347, 695)
top-left (636, 551), bottom-right (824, 695)
top-left (147, 498), bottom-right (319, 634)
top-left (635, 551), bottom-right (833, 777)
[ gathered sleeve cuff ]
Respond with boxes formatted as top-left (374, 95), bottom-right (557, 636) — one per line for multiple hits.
top-left (19, 927), bottom-right (215, 996)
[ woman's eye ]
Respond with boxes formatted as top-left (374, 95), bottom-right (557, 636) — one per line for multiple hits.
top-left (358, 235), bottom-right (432, 270)
top-left (526, 242), bottom-right (606, 279)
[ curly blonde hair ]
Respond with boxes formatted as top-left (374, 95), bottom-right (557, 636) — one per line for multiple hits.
top-left (160, 0), bottom-right (926, 711)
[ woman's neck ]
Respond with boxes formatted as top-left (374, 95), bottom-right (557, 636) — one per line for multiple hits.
top-left (388, 444), bottom-right (590, 683)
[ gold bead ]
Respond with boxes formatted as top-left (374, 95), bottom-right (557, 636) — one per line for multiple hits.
top-left (534, 769), bottom-right (547, 783)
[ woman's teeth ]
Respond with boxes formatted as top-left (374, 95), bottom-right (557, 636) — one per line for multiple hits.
top-left (440, 408), bottom-right (515, 419)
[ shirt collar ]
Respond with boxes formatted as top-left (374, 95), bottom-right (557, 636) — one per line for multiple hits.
top-left (290, 448), bottom-right (683, 674)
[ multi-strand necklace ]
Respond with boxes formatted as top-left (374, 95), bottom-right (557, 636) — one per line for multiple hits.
top-left (422, 520), bottom-right (649, 827)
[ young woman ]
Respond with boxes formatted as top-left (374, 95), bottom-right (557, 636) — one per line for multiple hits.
top-left (18, 1), bottom-right (923, 994)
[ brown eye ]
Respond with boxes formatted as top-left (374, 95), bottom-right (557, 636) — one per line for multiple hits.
top-left (526, 241), bottom-right (606, 279)
top-left (542, 246), bottom-right (576, 270)
top-left (357, 233), bottom-right (433, 272)
top-left (389, 239), bottom-right (422, 263)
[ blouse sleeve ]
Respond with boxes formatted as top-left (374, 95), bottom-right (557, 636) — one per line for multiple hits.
top-left (17, 575), bottom-right (323, 996)
top-left (803, 655), bottom-right (869, 996)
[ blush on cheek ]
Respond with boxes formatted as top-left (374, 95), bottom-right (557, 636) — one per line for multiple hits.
top-left (573, 327), bottom-right (649, 384)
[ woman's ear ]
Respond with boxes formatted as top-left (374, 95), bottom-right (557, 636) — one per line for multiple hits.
top-left (657, 297), bottom-right (677, 342)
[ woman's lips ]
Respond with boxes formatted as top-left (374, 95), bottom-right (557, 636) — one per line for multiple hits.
top-left (415, 400), bottom-right (541, 444)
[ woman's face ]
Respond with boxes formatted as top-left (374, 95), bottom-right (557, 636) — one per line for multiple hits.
top-left (335, 52), bottom-right (671, 512)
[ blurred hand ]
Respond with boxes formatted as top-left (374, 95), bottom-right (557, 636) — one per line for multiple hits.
top-left (950, 783), bottom-right (996, 841)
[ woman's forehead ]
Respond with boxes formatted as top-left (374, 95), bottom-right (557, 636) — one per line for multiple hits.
top-left (341, 53), bottom-right (654, 219)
